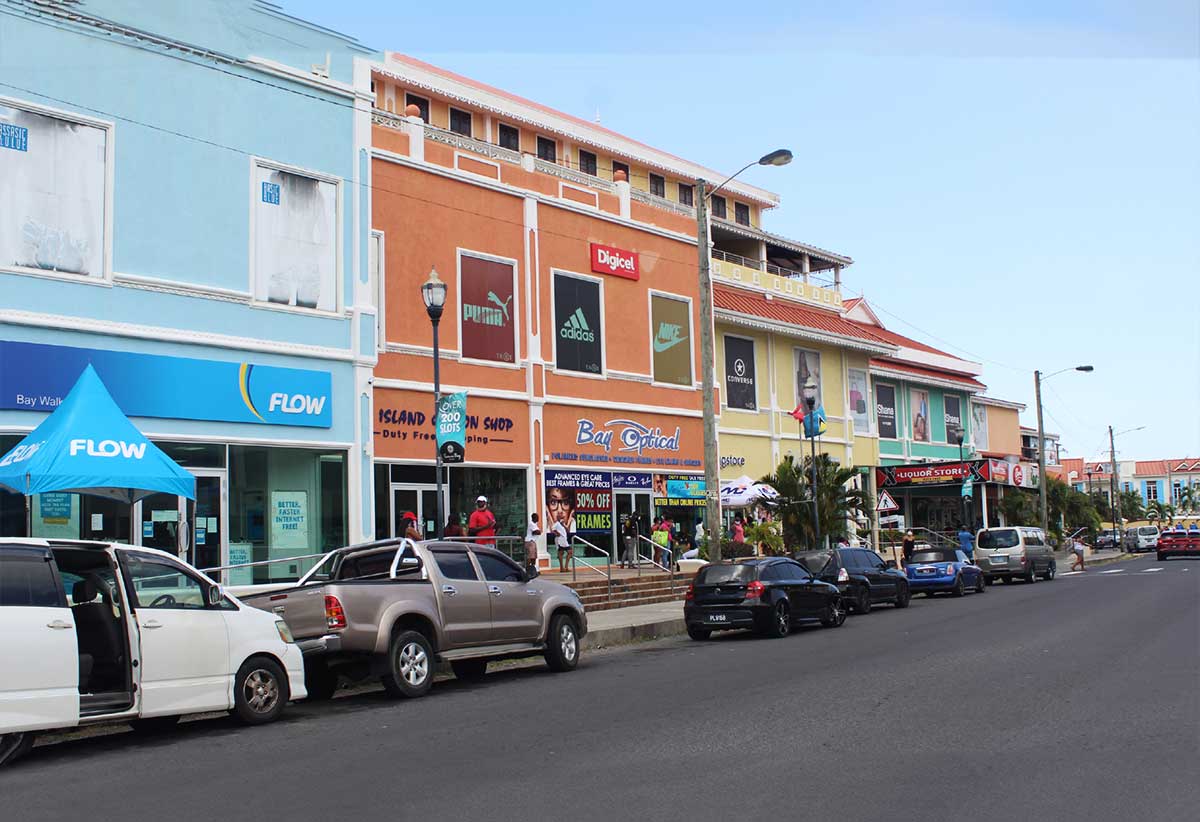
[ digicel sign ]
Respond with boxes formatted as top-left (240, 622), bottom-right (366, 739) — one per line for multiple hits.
top-left (590, 243), bottom-right (640, 280)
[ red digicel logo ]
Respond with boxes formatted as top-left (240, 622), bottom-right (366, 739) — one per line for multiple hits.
top-left (590, 243), bottom-right (639, 280)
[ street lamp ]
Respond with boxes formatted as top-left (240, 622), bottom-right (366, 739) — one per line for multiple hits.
top-left (1034, 364), bottom-right (1092, 536)
top-left (949, 424), bottom-right (967, 527)
top-left (803, 379), bottom-right (820, 552)
top-left (696, 149), bottom-right (793, 563)
top-left (421, 267), bottom-right (448, 539)
top-left (1108, 424), bottom-right (1146, 550)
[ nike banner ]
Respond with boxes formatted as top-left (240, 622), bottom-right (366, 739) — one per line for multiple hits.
top-left (460, 254), bottom-right (516, 364)
top-left (650, 294), bottom-right (692, 386)
top-left (723, 335), bottom-right (756, 411)
top-left (553, 273), bottom-right (602, 375)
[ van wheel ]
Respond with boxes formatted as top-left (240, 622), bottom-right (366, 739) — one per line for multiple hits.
top-left (1025, 565), bottom-right (1038, 584)
top-left (381, 630), bottom-right (434, 698)
top-left (1041, 563), bottom-right (1056, 581)
top-left (545, 614), bottom-right (580, 672)
top-left (129, 715), bottom-right (181, 734)
top-left (232, 657), bottom-right (288, 725)
top-left (0, 733), bottom-right (33, 768)
top-left (303, 659), bottom-right (339, 701)
top-left (451, 659), bottom-right (488, 681)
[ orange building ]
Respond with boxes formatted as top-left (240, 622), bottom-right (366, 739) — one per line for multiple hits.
top-left (366, 54), bottom-right (794, 562)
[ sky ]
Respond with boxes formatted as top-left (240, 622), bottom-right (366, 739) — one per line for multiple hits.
top-left (283, 0), bottom-right (1199, 462)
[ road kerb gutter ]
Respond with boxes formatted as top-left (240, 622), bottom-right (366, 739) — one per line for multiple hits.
top-left (581, 617), bottom-right (687, 651)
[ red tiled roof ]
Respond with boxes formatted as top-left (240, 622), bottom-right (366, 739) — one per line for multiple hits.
top-left (851, 321), bottom-right (954, 358)
top-left (841, 297), bottom-right (863, 311)
top-left (1137, 459), bottom-right (1200, 476)
top-left (869, 358), bottom-right (986, 390)
top-left (714, 286), bottom-right (892, 346)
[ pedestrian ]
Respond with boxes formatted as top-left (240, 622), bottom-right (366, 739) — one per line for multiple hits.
top-left (444, 513), bottom-right (464, 538)
top-left (401, 511), bottom-right (421, 541)
top-left (732, 515), bottom-right (746, 544)
top-left (652, 517), bottom-right (672, 568)
top-left (957, 524), bottom-right (974, 561)
top-left (524, 512), bottom-right (542, 573)
top-left (621, 517), bottom-right (638, 569)
top-left (902, 529), bottom-right (916, 567)
top-left (552, 515), bottom-right (571, 573)
top-left (467, 495), bottom-right (497, 546)
top-left (1070, 537), bottom-right (1086, 572)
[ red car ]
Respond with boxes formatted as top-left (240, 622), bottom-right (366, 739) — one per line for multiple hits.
top-left (1157, 528), bottom-right (1200, 561)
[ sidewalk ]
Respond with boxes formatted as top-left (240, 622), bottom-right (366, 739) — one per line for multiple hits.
top-left (582, 600), bottom-right (684, 650)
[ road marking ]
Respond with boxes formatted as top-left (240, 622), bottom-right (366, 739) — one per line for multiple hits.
top-left (1141, 567), bottom-right (1164, 573)
top-left (1059, 571), bottom-right (1084, 577)
top-left (1100, 569), bottom-right (1125, 574)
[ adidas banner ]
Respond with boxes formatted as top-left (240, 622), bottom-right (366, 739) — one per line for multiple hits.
top-left (723, 335), bottom-right (756, 411)
top-left (553, 273), bottom-right (603, 375)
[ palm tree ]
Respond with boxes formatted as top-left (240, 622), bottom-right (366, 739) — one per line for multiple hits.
top-left (760, 454), bottom-right (870, 551)
top-left (1176, 485), bottom-right (1198, 515)
top-left (1146, 500), bottom-right (1176, 528)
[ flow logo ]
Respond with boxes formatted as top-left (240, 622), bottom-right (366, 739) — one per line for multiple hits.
top-left (653, 322), bottom-right (687, 353)
top-left (68, 439), bottom-right (147, 459)
top-left (560, 308), bottom-right (595, 342)
top-left (268, 393), bottom-right (327, 416)
top-left (0, 440), bottom-right (44, 467)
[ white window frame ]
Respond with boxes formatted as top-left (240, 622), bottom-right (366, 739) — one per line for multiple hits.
top-left (647, 289), bottom-right (695, 390)
top-left (846, 367), bottom-right (872, 435)
top-left (549, 269), bottom-right (606, 379)
top-left (448, 106), bottom-right (473, 138)
top-left (248, 156), bottom-right (344, 317)
top-left (0, 95), bottom-right (115, 286)
top-left (1146, 481), bottom-right (1158, 501)
top-left (456, 247), bottom-right (521, 369)
top-left (721, 332), bottom-right (757, 412)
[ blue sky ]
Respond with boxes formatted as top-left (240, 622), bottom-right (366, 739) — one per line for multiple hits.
top-left (284, 0), bottom-right (1199, 462)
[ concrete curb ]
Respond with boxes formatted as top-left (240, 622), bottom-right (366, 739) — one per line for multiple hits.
top-left (581, 617), bottom-right (686, 650)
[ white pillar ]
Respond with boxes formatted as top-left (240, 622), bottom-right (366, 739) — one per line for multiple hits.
top-left (615, 179), bottom-right (631, 219)
top-left (404, 114), bottom-right (424, 162)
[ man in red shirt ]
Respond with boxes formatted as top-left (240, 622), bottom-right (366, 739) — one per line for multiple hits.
top-left (467, 495), bottom-right (497, 546)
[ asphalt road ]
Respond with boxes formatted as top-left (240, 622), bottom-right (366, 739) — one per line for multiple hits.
top-left (5, 555), bottom-right (1197, 822)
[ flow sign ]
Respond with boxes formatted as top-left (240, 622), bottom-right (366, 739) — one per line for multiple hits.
top-left (876, 490), bottom-right (899, 513)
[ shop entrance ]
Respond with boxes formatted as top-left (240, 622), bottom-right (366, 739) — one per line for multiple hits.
top-left (390, 483), bottom-right (444, 540)
top-left (616, 491), bottom-right (652, 560)
top-left (136, 470), bottom-right (227, 573)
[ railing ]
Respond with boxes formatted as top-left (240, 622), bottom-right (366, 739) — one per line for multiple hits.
top-left (569, 535), bottom-right (612, 602)
top-left (637, 534), bottom-right (676, 595)
top-left (533, 157), bottom-right (616, 193)
top-left (372, 110), bottom-right (526, 166)
top-left (910, 527), bottom-right (959, 550)
top-left (200, 551), bottom-right (331, 586)
top-left (629, 186), bottom-right (697, 218)
top-left (441, 535), bottom-right (530, 566)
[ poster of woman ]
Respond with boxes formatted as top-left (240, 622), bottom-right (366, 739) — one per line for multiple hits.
top-left (911, 389), bottom-right (931, 442)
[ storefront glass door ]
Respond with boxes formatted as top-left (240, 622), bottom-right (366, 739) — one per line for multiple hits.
top-left (391, 484), bottom-right (444, 540)
top-left (136, 471), bottom-right (227, 574)
top-left (616, 492), bottom-right (652, 562)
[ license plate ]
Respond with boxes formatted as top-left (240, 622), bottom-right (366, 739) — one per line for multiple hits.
top-left (706, 613), bottom-right (728, 624)
top-left (918, 568), bottom-right (934, 574)
top-left (990, 557), bottom-right (1007, 565)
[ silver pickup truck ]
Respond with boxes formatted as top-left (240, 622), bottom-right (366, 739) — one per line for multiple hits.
top-left (235, 539), bottom-right (587, 699)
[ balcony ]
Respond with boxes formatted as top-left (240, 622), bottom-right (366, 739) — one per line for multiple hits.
top-left (710, 249), bottom-right (842, 309)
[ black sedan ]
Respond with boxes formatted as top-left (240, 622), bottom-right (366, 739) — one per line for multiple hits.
top-left (795, 547), bottom-right (911, 614)
top-left (684, 557), bottom-right (846, 640)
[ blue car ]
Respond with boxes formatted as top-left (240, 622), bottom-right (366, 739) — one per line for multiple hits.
top-left (906, 548), bottom-right (985, 597)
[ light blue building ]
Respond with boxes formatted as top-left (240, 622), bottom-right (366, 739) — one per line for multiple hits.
top-left (0, 1), bottom-right (380, 578)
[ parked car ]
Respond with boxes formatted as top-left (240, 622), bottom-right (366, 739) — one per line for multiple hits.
top-left (795, 547), bottom-right (910, 613)
top-left (1123, 525), bottom-right (1160, 553)
top-left (1156, 527), bottom-right (1200, 561)
top-left (1095, 529), bottom-right (1119, 551)
top-left (0, 538), bottom-right (304, 768)
top-left (236, 539), bottom-right (586, 699)
top-left (905, 548), bottom-right (985, 597)
top-left (683, 557), bottom-right (845, 640)
top-left (974, 526), bottom-right (1056, 584)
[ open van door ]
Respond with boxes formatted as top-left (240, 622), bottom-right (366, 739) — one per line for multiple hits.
top-left (0, 543), bottom-right (80, 734)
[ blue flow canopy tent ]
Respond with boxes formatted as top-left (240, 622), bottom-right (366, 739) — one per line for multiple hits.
top-left (0, 364), bottom-right (195, 503)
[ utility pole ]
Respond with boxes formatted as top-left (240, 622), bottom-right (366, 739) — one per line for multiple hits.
top-left (1109, 425), bottom-right (1121, 549)
top-left (1034, 370), bottom-right (1049, 536)
top-left (696, 179), bottom-right (721, 563)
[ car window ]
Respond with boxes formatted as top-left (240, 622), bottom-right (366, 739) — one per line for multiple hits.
top-left (781, 561), bottom-right (812, 582)
top-left (797, 552), bottom-right (833, 574)
top-left (955, 550), bottom-right (969, 563)
top-left (1139, 527), bottom-right (1158, 536)
top-left (122, 553), bottom-right (207, 609)
top-left (978, 529), bottom-right (1019, 550)
top-left (911, 550), bottom-right (956, 564)
top-left (697, 564), bottom-right (756, 584)
top-left (857, 550), bottom-right (878, 569)
top-left (433, 551), bottom-right (478, 581)
top-left (473, 552), bottom-right (525, 583)
top-left (0, 547), bottom-right (64, 607)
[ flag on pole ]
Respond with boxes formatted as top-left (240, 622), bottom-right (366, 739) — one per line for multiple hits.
top-left (804, 405), bottom-right (828, 438)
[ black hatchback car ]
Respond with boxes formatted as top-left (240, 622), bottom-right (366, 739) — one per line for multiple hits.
top-left (684, 557), bottom-right (846, 640)
top-left (795, 547), bottom-right (911, 614)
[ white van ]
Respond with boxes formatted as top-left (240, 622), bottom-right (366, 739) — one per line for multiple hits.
top-left (1122, 525), bottom-right (1160, 553)
top-left (0, 539), bottom-right (306, 767)
top-left (974, 527), bottom-right (1056, 584)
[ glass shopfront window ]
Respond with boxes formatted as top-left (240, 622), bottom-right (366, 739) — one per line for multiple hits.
top-left (447, 466), bottom-right (526, 542)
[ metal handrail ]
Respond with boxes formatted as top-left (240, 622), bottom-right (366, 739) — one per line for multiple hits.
top-left (440, 534), bottom-right (529, 565)
top-left (569, 535), bottom-right (612, 602)
top-left (201, 551), bottom-right (332, 586)
top-left (637, 534), bottom-right (676, 594)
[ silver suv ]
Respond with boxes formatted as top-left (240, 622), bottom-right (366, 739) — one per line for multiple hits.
top-left (975, 527), bottom-right (1056, 583)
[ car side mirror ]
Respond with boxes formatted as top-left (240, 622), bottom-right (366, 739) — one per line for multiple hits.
top-left (526, 566), bottom-right (541, 581)
top-left (206, 584), bottom-right (225, 607)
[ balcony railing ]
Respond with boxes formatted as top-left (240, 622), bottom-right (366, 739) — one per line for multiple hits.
top-left (533, 157), bottom-right (616, 193)
top-left (629, 186), bottom-right (697, 218)
top-left (711, 248), bottom-right (839, 286)
top-left (372, 110), bottom-right (524, 166)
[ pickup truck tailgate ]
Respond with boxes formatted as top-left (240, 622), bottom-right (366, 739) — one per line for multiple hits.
top-left (240, 585), bottom-right (330, 641)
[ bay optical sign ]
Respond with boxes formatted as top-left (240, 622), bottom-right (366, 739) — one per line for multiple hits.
top-left (553, 273), bottom-right (603, 374)
top-left (590, 243), bottom-right (639, 280)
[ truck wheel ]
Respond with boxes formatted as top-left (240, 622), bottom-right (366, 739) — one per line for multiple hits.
top-left (303, 659), bottom-right (339, 701)
top-left (544, 614), bottom-right (580, 672)
top-left (0, 733), bottom-right (33, 768)
top-left (381, 630), bottom-right (434, 698)
top-left (232, 657), bottom-right (289, 725)
top-left (451, 659), bottom-right (488, 681)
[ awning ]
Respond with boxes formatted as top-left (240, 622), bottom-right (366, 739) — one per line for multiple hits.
top-left (0, 365), bottom-right (195, 502)
top-left (720, 475), bottom-right (780, 509)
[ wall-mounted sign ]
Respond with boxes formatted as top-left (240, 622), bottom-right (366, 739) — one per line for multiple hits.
top-left (876, 460), bottom-right (992, 488)
top-left (544, 469), bottom-right (613, 533)
top-left (848, 368), bottom-right (871, 433)
top-left (720, 455), bottom-right (746, 469)
top-left (436, 391), bottom-right (467, 464)
top-left (544, 406), bottom-right (702, 469)
top-left (944, 395), bottom-right (962, 435)
top-left (0, 340), bottom-right (332, 428)
top-left (589, 243), bottom-right (639, 280)
top-left (374, 388), bottom-right (527, 463)
top-left (910, 388), bottom-right (931, 442)
top-left (613, 472), bottom-right (654, 490)
top-left (723, 336), bottom-right (756, 411)
top-left (460, 254), bottom-right (516, 363)
top-left (575, 418), bottom-right (680, 458)
top-left (270, 490), bottom-right (309, 551)
top-left (876, 383), bottom-right (898, 439)
top-left (652, 473), bottom-right (706, 508)
top-left (971, 402), bottom-right (989, 451)
top-left (553, 273), bottom-right (603, 375)
top-left (650, 294), bottom-right (692, 386)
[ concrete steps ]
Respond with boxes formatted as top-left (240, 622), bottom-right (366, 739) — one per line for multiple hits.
top-left (557, 571), bottom-right (696, 613)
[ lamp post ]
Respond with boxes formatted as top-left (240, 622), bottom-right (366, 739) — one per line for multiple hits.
top-left (421, 267), bottom-right (448, 539)
top-left (1034, 364), bottom-right (1093, 536)
top-left (949, 424), bottom-right (967, 527)
top-left (696, 148), bottom-right (792, 562)
top-left (1108, 425), bottom-right (1145, 551)
top-left (803, 379), bottom-right (820, 551)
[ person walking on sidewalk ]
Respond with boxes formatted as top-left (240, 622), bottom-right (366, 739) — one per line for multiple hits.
top-left (957, 524), bottom-right (975, 561)
top-left (552, 516), bottom-right (571, 573)
top-left (1070, 537), bottom-right (1087, 572)
top-left (524, 512), bottom-right (542, 574)
top-left (468, 496), bottom-right (497, 547)
top-left (902, 530), bottom-right (916, 567)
